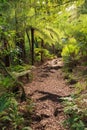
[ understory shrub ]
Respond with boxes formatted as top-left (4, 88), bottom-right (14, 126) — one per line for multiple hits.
top-left (0, 93), bottom-right (24, 129)
top-left (34, 48), bottom-right (54, 62)
top-left (63, 94), bottom-right (87, 130)
top-left (8, 64), bottom-right (32, 73)
top-left (61, 44), bottom-right (79, 69)
top-left (0, 93), bottom-right (34, 130)
top-left (0, 66), bottom-right (33, 129)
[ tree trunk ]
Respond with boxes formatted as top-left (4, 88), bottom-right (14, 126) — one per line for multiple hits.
top-left (20, 33), bottom-right (26, 61)
top-left (3, 39), bottom-right (10, 67)
top-left (15, 5), bottom-right (26, 63)
top-left (26, 28), bottom-right (31, 52)
top-left (41, 39), bottom-right (44, 63)
top-left (16, 32), bottom-right (26, 63)
top-left (31, 28), bottom-right (34, 65)
top-left (52, 44), bottom-right (55, 54)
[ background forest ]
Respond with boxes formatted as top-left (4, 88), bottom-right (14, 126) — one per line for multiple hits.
top-left (0, 0), bottom-right (87, 129)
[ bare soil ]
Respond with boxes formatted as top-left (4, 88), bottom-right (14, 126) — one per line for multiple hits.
top-left (24, 58), bottom-right (73, 130)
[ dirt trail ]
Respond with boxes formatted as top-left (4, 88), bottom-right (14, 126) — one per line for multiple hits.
top-left (24, 58), bottom-right (72, 130)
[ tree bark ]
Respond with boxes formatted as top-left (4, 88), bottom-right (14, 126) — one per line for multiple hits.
top-left (15, 5), bottom-right (26, 63)
top-left (26, 28), bottom-right (31, 52)
top-left (41, 39), bottom-right (44, 63)
top-left (16, 32), bottom-right (26, 63)
top-left (3, 38), bottom-right (10, 67)
top-left (31, 28), bottom-right (34, 65)
top-left (52, 44), bottom-right (55, 54)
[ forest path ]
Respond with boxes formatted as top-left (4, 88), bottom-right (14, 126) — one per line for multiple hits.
top-left (24, 58), bottom-right (72, 130)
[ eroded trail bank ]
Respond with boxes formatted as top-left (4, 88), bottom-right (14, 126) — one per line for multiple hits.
top-left (24, 58), bottom-right (72, 130)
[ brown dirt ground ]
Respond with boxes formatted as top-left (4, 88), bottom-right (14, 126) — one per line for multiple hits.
top-left (24, 58), bottom-right (73, 130)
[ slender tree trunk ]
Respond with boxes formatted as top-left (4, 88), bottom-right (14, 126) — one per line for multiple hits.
top-left (19, 33), bottom-right (26, 61)
top-left (16, 32), bottom-right (26, 63)
top-left (41, 39), bottom-right (44, 63)
top-left (3, 39), bottom-right (10, 67)
top-left (31, 28), bottom-right (34, 65)
top-left (26, 29), bottom-right (32, 52)
top-left (15, 5), bottom-right (26, 63)
top-left (52, 44), bottom-right (55, 54)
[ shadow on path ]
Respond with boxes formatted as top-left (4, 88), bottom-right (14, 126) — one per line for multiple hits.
top-left (37, 91), bottom-right (63, 103)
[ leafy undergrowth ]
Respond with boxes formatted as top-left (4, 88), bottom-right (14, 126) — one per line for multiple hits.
top-left (62, 65), bottom-right (87, 130)
top-left (34, 48), bottom-right (55, 63)
top-left (0, 64), bottom-right (34, 130)
top-left (8, 64), bottom-right (32, 73)
top-left (0, 93), bottom-right (34, 130)
top-left (63, 94), bottom-right (87, 130)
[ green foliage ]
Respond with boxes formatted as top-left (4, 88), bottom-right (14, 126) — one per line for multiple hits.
top-left (0, 91), bottom-right (33, 129)
top-left (63, 94), bottom-right (87, 130)
top-left (61, 43), bottom-right (79, 68)
top-left (9, 64), bottom-right (32, 73)
top-left (0, 0), bottom-right (87, 129)
top-left (0, 75), bottom-right (16, 98)
top-left (25, 98), bottom-right (35, 115)
top-left (0, 94), bottom-right (24, 129)
top-left (35, 48), bottom-right (54, 62)
top-left (22, 127), bottom-right (32, 130)
top-left (8, 100), bottom-right (24, 129)
top-left (0, 93), bottom-right (12, 113)
top-left (10, 47), bottom-right (22, 65)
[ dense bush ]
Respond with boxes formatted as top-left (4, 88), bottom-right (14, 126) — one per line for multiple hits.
top-left (61, 43), bottom-right (79, 68)
top-left (63, 94), bottom-right (87, 130)
top-left (34, 48), bottom-right (55, 62)
top-left (0, 93), bottom-right (24, 129)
